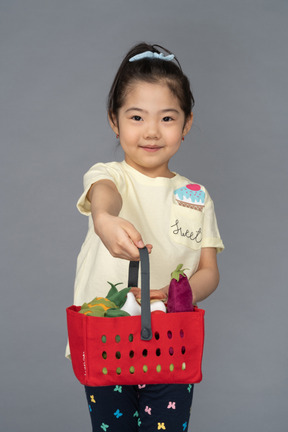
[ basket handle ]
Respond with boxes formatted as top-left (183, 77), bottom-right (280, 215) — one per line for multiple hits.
top-left (128, 247), bottom-right (152, 341)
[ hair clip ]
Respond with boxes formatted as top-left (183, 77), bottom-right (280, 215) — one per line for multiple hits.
top-left (129, 51), bottom-right (175, 63)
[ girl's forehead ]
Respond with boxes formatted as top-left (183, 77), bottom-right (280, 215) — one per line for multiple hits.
top-left (123, 80), bottom-right (181, 108)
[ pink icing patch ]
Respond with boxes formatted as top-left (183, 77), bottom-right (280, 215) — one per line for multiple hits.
top-left (186, 184), bottom-right (201, 191)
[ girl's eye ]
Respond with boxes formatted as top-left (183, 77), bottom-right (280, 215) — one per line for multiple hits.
top-left (131, 115), bottom-right (142, 121)
top-left (162, 116), bottom-right (173, 122)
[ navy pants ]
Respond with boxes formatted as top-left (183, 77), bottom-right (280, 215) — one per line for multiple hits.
top-left (85, 383), bottom-right (194, 432)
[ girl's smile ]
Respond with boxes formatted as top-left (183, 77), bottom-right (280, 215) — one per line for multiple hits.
top-left (110, 81), bottom-right (193, 178)
top-left (140, 145), bottom-right (164, 152)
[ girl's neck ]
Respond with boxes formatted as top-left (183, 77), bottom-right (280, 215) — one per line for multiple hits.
top-left (124, 158), bottom-right (175, 179)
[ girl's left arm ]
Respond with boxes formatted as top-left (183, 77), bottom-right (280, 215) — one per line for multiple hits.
top-left (189, 247), bottom-right (219, 304)
top-left (159, 247), bottom-right (220, 304)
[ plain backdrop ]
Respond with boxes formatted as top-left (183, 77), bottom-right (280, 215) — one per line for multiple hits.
top-left (1, 1), bottom-right (287, 431)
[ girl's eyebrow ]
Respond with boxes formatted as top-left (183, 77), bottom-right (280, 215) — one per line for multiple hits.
top-left (161, 109), bottom-right (180, 114)
top-left (125, 108), bottom-right (180, 114)
top-left (125, 108), bottom-right (144, 113)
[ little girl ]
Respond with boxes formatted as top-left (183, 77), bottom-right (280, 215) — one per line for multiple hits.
top-left (67, 42), bottom-right (224, 432)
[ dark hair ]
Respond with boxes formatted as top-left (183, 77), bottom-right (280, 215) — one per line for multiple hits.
top-left (107, 42), bottom-right (194, 125)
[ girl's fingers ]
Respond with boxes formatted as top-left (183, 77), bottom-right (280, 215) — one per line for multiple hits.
top-left (145, 244), bottom-right (153, 254)
top-left (117, 240), bottom-right (152, 261)
top-left (100, 217), bottom-right (153, 260)
top-left (123, 225), bottom-right (153, 258)
top-left (135, 239), bottom-right (145, 248)
top-left (125, 225), bottom-right (144, 248)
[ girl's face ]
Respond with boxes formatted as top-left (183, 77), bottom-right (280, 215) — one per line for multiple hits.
top-left (109, 81), bottom-right (193, 178)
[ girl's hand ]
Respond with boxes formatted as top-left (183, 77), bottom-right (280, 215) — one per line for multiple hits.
top-left (89, 180), bottom-right (152, 261)
top-left (94, 212), bottom-right (152, 261)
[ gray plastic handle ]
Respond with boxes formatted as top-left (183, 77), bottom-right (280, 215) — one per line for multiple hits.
top-left (128, 247), bottom-right (152, 341)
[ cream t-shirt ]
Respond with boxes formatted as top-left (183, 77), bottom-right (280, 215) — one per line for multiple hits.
top-left (66, 161), bottom-right (224, 358)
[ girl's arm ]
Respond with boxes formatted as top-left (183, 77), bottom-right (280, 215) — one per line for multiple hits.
top-left (88, 180), bottom-right (152, 260)
top-left (189, 247), bottom-right (219, 304)
top-left (159, 247), bottom-right (219, 303)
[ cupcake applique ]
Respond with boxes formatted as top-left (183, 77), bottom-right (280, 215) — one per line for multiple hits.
top-left (174, 184), bottom-right (205, 212)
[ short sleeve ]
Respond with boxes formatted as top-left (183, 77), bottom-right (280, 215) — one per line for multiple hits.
top-left (202, 189), bottom-right (224, 253)
top-left (76, 162), bottom-right (125, 215)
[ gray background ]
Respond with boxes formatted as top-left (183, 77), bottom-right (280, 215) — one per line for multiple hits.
top-left (1, 0), bottom-right (287, 431)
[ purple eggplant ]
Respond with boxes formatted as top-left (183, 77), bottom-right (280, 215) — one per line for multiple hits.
top-left (167, 264), bottom-right (194, 313)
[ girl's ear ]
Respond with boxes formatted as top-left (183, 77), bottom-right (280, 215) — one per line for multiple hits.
top-left (108, 114), bottom-right (119, 135)
top-left (183, 112), bottom-right (193, 137)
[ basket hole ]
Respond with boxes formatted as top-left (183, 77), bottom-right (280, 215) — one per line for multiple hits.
top-left (129, 350), bottom-right (134, 358)
top-left (155, 332), bottom-right (160, 340)
top-left (169, 347), bottom-right (174, 356)
top-left (129, 366), bottom-right (135, 374)
top-left (156, 364), bottom-right (161, 373)
top-left (180, 329), bottom-right (184, 338)
top-left (156, 348), bottom-right (161, 357)
top-left (169, 364), bottom-right (174, 372)
top-left (115, 335), bottom-right (121, 343)
top-left (167, 330), bottom-right (173, 339)
top-left (182, 362), bottom-right (186, 370)
top-left (143, 365), bottom-right (148, 373)
top-left (115, 351), bottom-right (121, 359)
top-left (116, 367), bottom-right (121, 375)
top-left (128, 334), bottom-right (134, 342)
top-left (102, 351), bottom-right (107, 359)
top-left (142, 349), bottom-right (148, 357)
top-left (101, 335), bottom-right (107, 343)
top-left (102, 367), bottom-right (108, 375)
top-left (181, 346), bottom-right (186, 355)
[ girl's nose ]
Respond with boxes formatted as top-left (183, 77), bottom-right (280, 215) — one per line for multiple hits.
top-left (144, 121), bottom-right (160, 140)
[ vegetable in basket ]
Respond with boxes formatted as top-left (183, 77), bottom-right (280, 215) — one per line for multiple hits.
top-left (167, 264), bottom-right (194, 313)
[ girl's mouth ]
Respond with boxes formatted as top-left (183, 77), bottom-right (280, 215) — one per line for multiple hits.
top-left (140, 146), bottom-right (162, 152)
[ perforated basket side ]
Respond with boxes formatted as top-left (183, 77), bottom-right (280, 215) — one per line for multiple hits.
top-left (74, 308), bottom-right (204, 386)
top-left (67, 306), bottom-right (88, 385)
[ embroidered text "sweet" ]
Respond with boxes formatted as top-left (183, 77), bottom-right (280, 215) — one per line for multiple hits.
top-left (171, 220), bottom-right (202, 243)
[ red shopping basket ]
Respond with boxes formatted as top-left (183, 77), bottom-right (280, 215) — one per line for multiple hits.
top-left (66, 248), bottom-right (205, 386)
